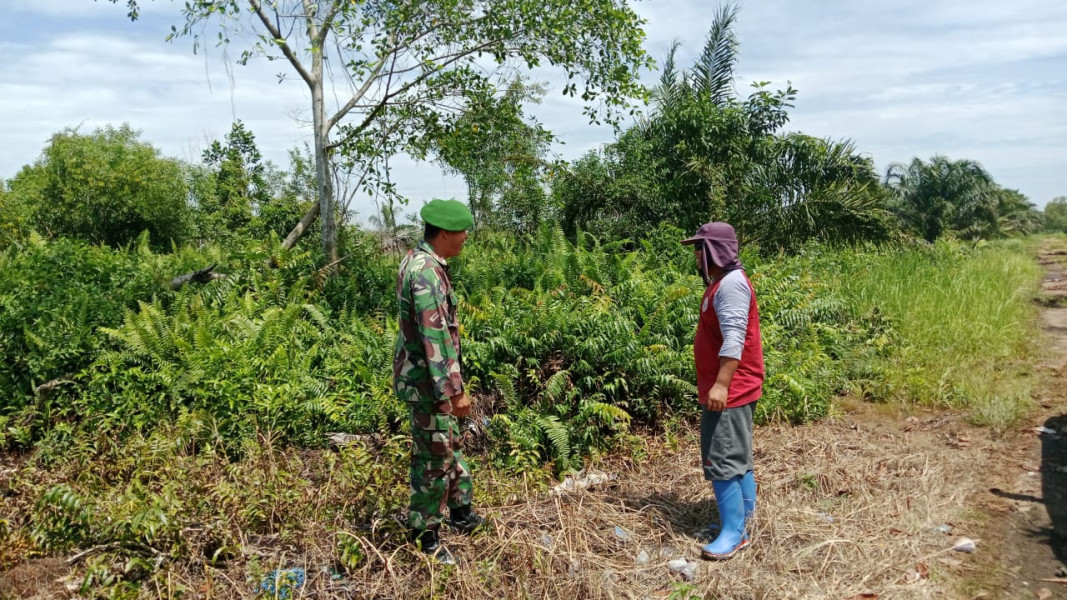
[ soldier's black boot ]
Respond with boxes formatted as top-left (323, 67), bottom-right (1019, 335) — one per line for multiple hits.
top-left (410, 527), bottom-right (457, 565)
top-left (447, 505), bottom-right (485, 534)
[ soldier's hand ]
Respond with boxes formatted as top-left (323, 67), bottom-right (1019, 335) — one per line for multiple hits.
top-left (451, 392), bottom-right (472, 418)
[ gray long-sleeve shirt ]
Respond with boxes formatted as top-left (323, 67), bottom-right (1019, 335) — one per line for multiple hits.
top-left (712, 269), bottom-right (751, 360)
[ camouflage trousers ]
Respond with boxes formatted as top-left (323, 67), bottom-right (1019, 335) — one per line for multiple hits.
top-left (408, 407), bottom-right (473, 530)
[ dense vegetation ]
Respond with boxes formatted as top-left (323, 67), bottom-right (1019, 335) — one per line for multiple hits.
top-left (0, 2), bottom-right (1058, 597)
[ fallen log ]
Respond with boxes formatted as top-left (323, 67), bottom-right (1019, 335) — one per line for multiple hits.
top-left (169, 264), bottom-right (226, 290)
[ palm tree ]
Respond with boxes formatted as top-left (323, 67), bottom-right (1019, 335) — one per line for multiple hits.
top-left (561, 2), bottom-right (892, 251)
top-left (745, 134), bottom-right (893, 250)
top-left (885, 156), bottom-right (997, 242)
top-left (985, 188), bottom-right (1042, 238)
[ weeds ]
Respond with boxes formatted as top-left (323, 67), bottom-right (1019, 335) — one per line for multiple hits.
top-left (0, 231), bottom-right (1049, 597)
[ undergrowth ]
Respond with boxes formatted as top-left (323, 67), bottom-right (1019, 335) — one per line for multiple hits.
top-left (0, 229), bottom-right (1047, 597)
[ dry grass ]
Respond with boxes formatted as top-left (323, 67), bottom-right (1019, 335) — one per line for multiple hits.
top-left (26, 402), bottom-right (989, 600)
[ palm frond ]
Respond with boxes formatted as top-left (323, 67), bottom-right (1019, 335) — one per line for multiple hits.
top-left (692, 3), bottom-right (741, 104)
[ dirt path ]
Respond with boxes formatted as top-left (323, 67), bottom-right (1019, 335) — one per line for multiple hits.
top-left (970, 243), bottom-right (1067, 600)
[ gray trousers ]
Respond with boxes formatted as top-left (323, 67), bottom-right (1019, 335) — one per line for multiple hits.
top-left (700, 402), bottom-right (755, 481)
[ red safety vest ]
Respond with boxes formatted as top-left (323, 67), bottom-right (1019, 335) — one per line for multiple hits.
top-left (694, 272), bottom-right (765, 408)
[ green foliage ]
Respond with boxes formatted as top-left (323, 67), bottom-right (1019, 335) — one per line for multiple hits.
top-left (828, 241), bottom-right (1041, 418)
top-left (5, 124), bottom-right (192, 250)
top-left (195, 120), bottom-right (265, 240)
top-left (454, 225), bottom-right (889, 466)
top-left (2, 211), bottom-right (1041, 454)
top-left (82, 271), bottom-right (399, 446)
top-left (886, 155), bottom-right (1042, 242)
top-left (165, 0), bottom-right (653, 263)
top-left (191, 122), bottom-right (313, 246)
top-left (434, 79), bottom-right (556, 237)
top-left (30, 484), bottom-right (94, 551)
top-left (0, 235), bottom-right (191, 444)
top-left (555, 5), bottom-right (894, 251)
top-left (0, 183), bottom-right (33, 249)
top-left (1044, 196), bottom-right (1067, 233)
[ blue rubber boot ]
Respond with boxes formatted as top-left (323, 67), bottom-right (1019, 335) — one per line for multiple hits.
top-left (741, 470), bottom-right (756, 526)
top-left (701, 476), bottom-right (748, 560)
top-left (699, 471), bottom-right (757, 542)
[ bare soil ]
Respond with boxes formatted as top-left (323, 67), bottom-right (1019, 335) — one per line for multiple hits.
top-left (967, 243), bottom-right (1067, 600)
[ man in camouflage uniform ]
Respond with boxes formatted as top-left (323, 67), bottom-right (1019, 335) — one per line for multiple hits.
top-left (394, 199), bottom-right (483, 563)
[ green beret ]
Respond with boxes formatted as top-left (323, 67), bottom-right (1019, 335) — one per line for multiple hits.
top-left (420, 199), bottom-right (474, 231)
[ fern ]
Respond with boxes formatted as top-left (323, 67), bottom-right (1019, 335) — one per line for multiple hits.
top-left (535, 414), bottom-right (571, 464)
top-left (542, 370), bottom-right (570, 405)
top-left (491, 373), bottom-right (521, 412)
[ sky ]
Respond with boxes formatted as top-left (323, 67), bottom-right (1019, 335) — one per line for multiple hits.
top-left (2, 0), bottom-right (1065, 221)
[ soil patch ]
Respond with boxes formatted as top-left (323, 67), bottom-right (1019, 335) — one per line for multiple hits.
top-left (0, 558), bottom-right (71, 599)
top-left (969, 243), bottom-right (1067, 599)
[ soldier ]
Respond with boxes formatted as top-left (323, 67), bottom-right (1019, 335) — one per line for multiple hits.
top-left (394, 199), bottom-right (484, 564)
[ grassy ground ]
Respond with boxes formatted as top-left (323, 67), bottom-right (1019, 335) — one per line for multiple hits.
top-left (0, 238), bottom-right (1053, 599)
top-left (831, 240), bottom-right (1043, 430)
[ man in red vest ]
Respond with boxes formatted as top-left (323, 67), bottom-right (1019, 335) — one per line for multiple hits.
top-left (682, 222), bottom-right (765, 560)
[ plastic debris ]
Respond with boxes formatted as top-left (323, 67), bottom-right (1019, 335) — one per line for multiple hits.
top-left (816, 512), bottom-right (835, 523)
top-left (539, 534), bottom-right (554, 548)
top-left (681, 564), bottom-right (697, 581)
top-left (951, 537), bottom-right (977, 553)
top-left (326, 432), bottom-right (371, 447)
top-left (325, 565), bottom-right (344, 581)
top-left (257, 568), bottom-right (306, 599)
top-left (465, 416), bottom-right (491, 435)
top-left (936, 524), bottom-right (953, 534)
top-left (1034, 426), bottom-right (1058, 435)
top-left (635, 549), bottom-right (651, 565)
top-left (551, 469), bottom-right (617, 495)
top-left (613, 525), bottom-right (630, 541)
top-left (668, 558), bottom-right (697, 581)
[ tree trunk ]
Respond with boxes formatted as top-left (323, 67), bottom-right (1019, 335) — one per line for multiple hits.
top-left (280, 201), bottom-right (321, 251)
top-left (310, 30), bottom-right (338, 264)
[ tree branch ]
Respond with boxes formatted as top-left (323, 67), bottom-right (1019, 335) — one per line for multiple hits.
top-left (313, 0), bottom-right (342, 48)
top-left (280, 201), bottom-right (321, 251)
top-left (325, 39), bottom-right (500, 152)
top-left (328, 49), bottom-right (388, 130)
top-left (249, 0), bottom-right (314, 87)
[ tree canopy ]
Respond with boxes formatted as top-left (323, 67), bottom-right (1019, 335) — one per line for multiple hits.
top-left (5, 124), bottom-right (191, 250)
top-left (115, 0), bottom-right (654, 264)
top-left (555, 4), bottom-right (894, 251)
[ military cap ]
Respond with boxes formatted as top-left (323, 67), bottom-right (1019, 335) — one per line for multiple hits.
top-left (420, 199), bottom-right (474, 231)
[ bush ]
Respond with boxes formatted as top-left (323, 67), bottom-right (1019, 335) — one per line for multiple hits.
top-left (0, 236), bottom-right (160, 441)
top-left (5, 124), bottom-right (192, 250)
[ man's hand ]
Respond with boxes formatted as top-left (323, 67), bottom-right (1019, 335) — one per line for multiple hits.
top-left (704, 383), bottom-right (728, 412)
top-left (451, 392), bottom-right (472, 418)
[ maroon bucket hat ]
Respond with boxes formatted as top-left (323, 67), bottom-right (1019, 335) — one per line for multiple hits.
top-left (681, 222), bottom-right (743, 277)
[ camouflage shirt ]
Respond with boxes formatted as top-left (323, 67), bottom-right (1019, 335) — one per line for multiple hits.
top-left (393, 240), bottom-right (464, 409)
